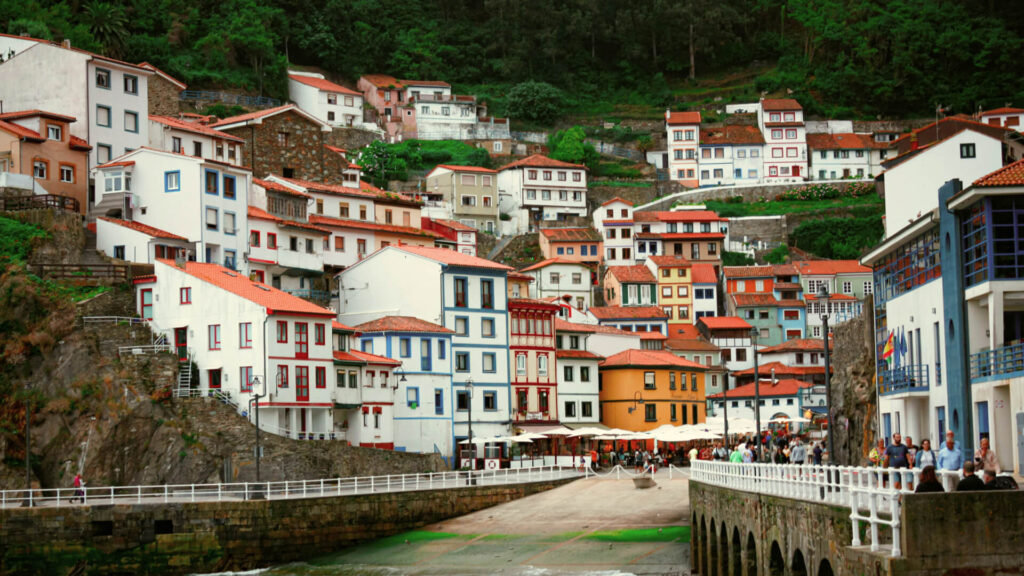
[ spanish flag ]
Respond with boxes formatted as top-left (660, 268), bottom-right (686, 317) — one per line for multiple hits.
top-left (882, 330), bottom-right (895, 365)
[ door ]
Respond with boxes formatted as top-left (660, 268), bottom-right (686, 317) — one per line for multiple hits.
top-left (300, 408), bottom-right (307, 434)
top-left (792, 166), bottom-right (801, 177)
top-left (140, 289), bottom-right (153, 320)
top-left (296, 366), bottom-right (309, 401)
top-left (882, 413), bottom-right (892, 441)
top-left (1016, 413), bottom-right (1024, 475)
top-left (208, 368), bottom-right (221, 389)
top-left (174, 327), bottom-right (188, 360)
top-left (976, 401), bottom-right (989, 440)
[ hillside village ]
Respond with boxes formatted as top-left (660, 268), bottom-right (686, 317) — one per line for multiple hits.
top-left (2, 28), bottom-right (1024, 478)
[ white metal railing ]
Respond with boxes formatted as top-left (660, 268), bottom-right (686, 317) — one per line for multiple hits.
top-left (82, 316), bottom-right (148, 326)
top-left (0, 465), bottom-right (583, 509)
top-left (690, 460), bottom-right (963, 557)
top-left (117, 344), bottom-right (174, 356)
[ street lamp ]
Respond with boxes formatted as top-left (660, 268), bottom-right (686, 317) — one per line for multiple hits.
top-left (626, 391), bottom-right (646, 414)
top-left (21, 384), bottom-right (33, 507)
top-left (818, 286), bottom-right (834, 462)
top-left (249, 375), bottom-right (266, 500)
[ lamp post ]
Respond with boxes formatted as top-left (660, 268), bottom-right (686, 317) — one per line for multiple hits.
top-left (250, 375), bottom-right (266, 500)
top-left (751, 327), bottom-right (761, 462)
top-left (722, 371), bottom-right (729, 443)
top-left (465, 378), bottom-right (474, 466)
top-left (818, 286), bottom-right (834, 462)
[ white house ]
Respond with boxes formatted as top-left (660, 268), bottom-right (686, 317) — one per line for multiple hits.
top-left (518, 258), bottom-right (595, 310)
top-left (806, 133), bottom-right (885, 180)
top-left (757, 98), bottom-right (807, 181)
top-left (979, 107), bottom-right (1024, 131)
top-left (554, 329), bottom-right (602, 425)
top-left (697, 316), bottom-right (755, 390)
top-left (288, 71), bottom-right (365, 128)
top-left (148, 115), bottom-right (246, 166)
top-left (245, 203), bottom-right (328, 294)
top-left (592, 197), bottom-right (635, 266)
top-left (698, 125), bottom-right (765, 187)
top-left (497, 154), bottom-right (587, 233)
top-left (631, 209), bottom-right (728, 267)
top-left (708, 378), bottom-right (824, 429)
top-left (138, 259), bottom-right (338, 439)
top-left (93, 148), bottom-right (251, 272)
top-left (554, 319), bottom-right (643, 363)
top-left (665, 110), bottom-right (701, 187)
top-left (691, 263), bottom-right (719, 321)
top-left (0, 34), bottom-right (152, 171)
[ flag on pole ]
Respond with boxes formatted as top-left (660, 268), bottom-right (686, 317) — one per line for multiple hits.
top-left (882, 330), bottom-right (895, 365)
top-left (899, 329), bottom-right (908, 365)
top-left (894, 327), bottom-right (902, 369)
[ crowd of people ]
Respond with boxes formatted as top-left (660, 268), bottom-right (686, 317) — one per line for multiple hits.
top-left (868, 430), bottom-right (1017, 492)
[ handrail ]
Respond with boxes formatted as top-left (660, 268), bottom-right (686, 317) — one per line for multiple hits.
top-left (82, 316), bottom-right (148, 326)
top-left (0, 464), bottom-right (584, 509)
top-left (969, 342), bottom-right (1024, 381)
top-left (0, 194), bottom-right (80, 213)
top-left (117, 344), bottom-right (174, 356)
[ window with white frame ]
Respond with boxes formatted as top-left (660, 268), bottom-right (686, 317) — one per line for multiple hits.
top-left (32, 160), bottom-right (47, 179)
top-left (60, 165), bottom-right (74, 183)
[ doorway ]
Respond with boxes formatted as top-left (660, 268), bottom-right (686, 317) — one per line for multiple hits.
top-left (174, 327), bottom-right (188, 360)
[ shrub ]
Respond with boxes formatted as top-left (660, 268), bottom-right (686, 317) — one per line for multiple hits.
top-left (764, 245), bottom-right (790, 264)
top-left (722, 251), bottom-right (755, 266)
top-left (421, 150), bottom-right (452, 164)
top-left (506, 81), bottom-right (563, 124)
top-left (791, 216), bottom-right (883, 259)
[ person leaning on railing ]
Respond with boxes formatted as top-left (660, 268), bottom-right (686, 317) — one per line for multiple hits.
top-left (914, 465), bottom-right (944, 493)
top-left (914, 439), bottom-right (937, 469)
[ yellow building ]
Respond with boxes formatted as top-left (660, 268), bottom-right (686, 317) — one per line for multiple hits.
top-left (646, 255), bottom-right (695, 326)
top-left (599, 349), bottom-right (707, 431)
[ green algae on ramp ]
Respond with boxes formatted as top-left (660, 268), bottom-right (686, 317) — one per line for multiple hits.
top-left (308, 530), bottom-right (471, 566)
top-left (583, 526), bottom-right (690, 542)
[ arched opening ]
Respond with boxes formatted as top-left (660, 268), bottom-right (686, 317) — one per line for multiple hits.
top-left (691, 512), bottom-right (700, 575)
top-left (699, 516), bottom-right (708, 576)
top-left (745, 532), bottom-right (757, 576)
top-left (709, 518), bottom-right (719, 576)
top-left (731, 527), bottom-right (741, 576)
top-left (791, 549), bottom-right (808, 576)
top-left (818, 559), bottom-right (835, 576)
top-left (769, 541), bottom-right (785, 576)
top-left (719, 523), bottom-right (729, 576)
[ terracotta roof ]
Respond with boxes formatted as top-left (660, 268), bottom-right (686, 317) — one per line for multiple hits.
top-left (691, 264), bottom-right (718, 284)
top-left (633, 210), bottom-right (726, 223)
top-left (708, 378), bottom-right (813, 399)
top-left (96, 159), bottom-right (135, 169)
top-left (732, 294), bottom-right (780, 307)
top-left (308, 215), bottom-right (441, 238)
top-left (332, 320), bottom-right (356, 331)
top-left (507, 272), bottom-right (533, 282)
top-left (972, 158), bottom-right (1024, 188)
top-left (601, 349), bottom-right (707, 369)
top-left (432, 164), bottom-right (497, 174)
top-left (637, 331), bottom-right (668, 340)
top-left (401, 79), bottom-right (451, 87)
top-left (732, 362), bottom-right (825, 377)
top-left (519, 257), bottom-right (588, 272)
top-left (980, 107), bottom-right (1024, 116)
top-left (499, 154), bottom-right (586, 171)
top-left (360, 74), bottom-right (403, 88)
top-left (793, 260), bottom-right (871, 275)
top-left (254, 178), bottom-right (311, 199)
top-left (156, 260), bottom-right (334, 316)
top-left (289, 74), bottom-right (361, 95)
top-left (761, 99), bottom-right (803, 112)
top-left (554, 319), bottom-right (644, 338)
top-left (698, 316), bottom-right (751, 330)
top-left (555, 349), bottom-right (603, 360)
top-left (806, 133), bottom-right (886, 151)
top-left (509, 298), bottom-right (560, 311)
top-left (891, 117), bottom-right (1014, 157)
top-left (138, 62), bottom-right (187, 90)
top-left (665, 338), bottom-right (721, 352)
top-left (540, 228), bottom-right (602, 242)
top-left (248, 207), bottom-right (331, 235)
top-left (647, 255), bottom-right (693, 268)
top-left (666, 111), bottom-right (702, 125)
top-left (353, 316), bottom-right (454, 334)
top-left (634, 232), bottom-right (725, 241)
top-left (149, 115), bottom-right (244, 142)
top-left (774, 282), bottom-right (802, 290)
top-left (589, 306), bottom-right (667, 320)
top-left (278, 177), bottom-right (379, 199)
top-left (0, 109), bottom-right (77, 123)
top-left (393, 245), bottom-right (513, 271)
top-left (601, 197), bottom-right (634, 207)
top-left (607, 265), bottom-right (656, 283)
top-left (423, 217), bottom-right (477, 232)
top-left (348, 349), bottom-right (402, 366)
top-left (98, 217), bottom-right (187, 240)
top-left (724, 264), bottom-right (797, 278)
top-left (758, 338), bottom-right (829, 354)
top-left (700, 125), bottom-right (765, 146)
top-left (212, 104), bottom-right (329, 130)
top-left (0, 119), bottom-right (43, 140)
top-left (69, 135), bottom-right (91, 150)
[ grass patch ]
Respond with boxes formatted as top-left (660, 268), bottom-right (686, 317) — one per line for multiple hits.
top-left (0, 216), bottom-right (47, 264)
top-left (702, 195), bottom-right (882, 218)
top-left (584, 526), bottom-right (690, 543)
top-left (361, 530), bottom-right (465, 549)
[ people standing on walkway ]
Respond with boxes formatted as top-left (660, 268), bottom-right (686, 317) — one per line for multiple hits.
top-left (937, 431), bottom-right (963, 472)
top-left (688, 444), bottom-right (699, 465)
top-left (914, 439), bottom-right (937, 469)
top-left (914, 465), bottom-right (944, 493)
top-left (884, 433), bottom-right (911, 490)
top-left (790, 438), bottom-right (807, 465)
top-left (730, 444), bottom-right (744, 463)
top-left (974, 437), bottom-right (1000, 474)
top-left (71, 473), bottom-right (85, 504)
top-left (712, 441), bottom-right (728, 462)
top-left (869, 438), bottom-right (885, 467)
top-left (813, 442), bottom-right (823, 465)
top-left (956, 461), bottom-right (985, 492)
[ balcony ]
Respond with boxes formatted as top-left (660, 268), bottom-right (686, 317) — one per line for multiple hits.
top-left (878, 364), bottom-right (930, 396)
top-left (970, 342), bottom-right (1024, 383)
top-left (277, 246), bottom-right (323, 272)
top-left (285, 289), bottom-right (332, 306)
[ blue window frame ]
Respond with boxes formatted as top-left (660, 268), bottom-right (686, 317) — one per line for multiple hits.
top-left (482, 352), bottom-right (496, 373)
top-left (438, 339), bottom-right (446, 359)
top-left (407, 387), bottom-right (419, 408)
top-left (204, 169), bottom-right (219, 195)
top-left (434, 389), bottom-right (444, 415)
top-left (223, 174), bottom-right (237, 200)
top-left (557, 247), bottom-right (565, 255)
top-left (224, 250), bottom-right (237, 270)
top-left (455, 351), bottom-right (469, 372)
top-left (95, 67), bottom-right (111, 89)
top-left (361, 339), bottom-right (372, 353)
top-left (480, 279), bottom-right (494, 309)
top-left (420, 338), bottom-right (432, 371)
top-left (96, 105), bottom-right (112, 127)
top-left (124, 110), bottom-right (139, 133)
top-left (400, 337), bottom-right (412, 357)
top-left (223, 211), bottom-right (237, 235)
top-left (164, 170), bottom-right (181, 192)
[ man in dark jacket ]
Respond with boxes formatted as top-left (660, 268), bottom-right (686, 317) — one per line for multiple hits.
top-left (955, 461), bottom-right (985, 491)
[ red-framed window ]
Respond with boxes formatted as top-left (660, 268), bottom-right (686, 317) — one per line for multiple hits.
top-left (314, 323), bottom-right (326, 346)
top-left (254, 270), bottom-right (265, 283)
top-left (250, 231), bottom-right (260, 247)
top-left (180, 287), bottom-right (191, 304)
top-left (365, 370), bottom-right (375, 386)
top-left (208, 368), bottom-right (221, 389)
top-left (295, 323), bottom-right (308, 358)
top-left (380, 371), bottom-right (389, 388)
top-left (315, 366), bottom-right (326, 388)
top-left (208, 324), bottom-right (221, 350)
top-left (278, 365), bottom-right (289, 388)
top-left (239, 322), bottom-right (252, 348)
top-left (296, 366), bottom-right (309, 400)
top-left (277, 321), bottom-right (288, 343)
top-left (140, 288), bottom-right (153, 320)
top-left (240, 366), bottom-right (253, 392)
top-left (267, 232), bottom-right (278, 249)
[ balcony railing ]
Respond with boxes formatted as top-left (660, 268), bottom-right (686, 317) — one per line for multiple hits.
top-left (878, 364), bottom-right (929, 396)
top-left (285, 289), bottom-right (332, 305)
top-left (969, 342), bottom-right (1024, 382)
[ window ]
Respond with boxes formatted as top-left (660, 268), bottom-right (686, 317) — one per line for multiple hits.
top-left (224, 212), bottom-right (236, 235)
top-left (278, 132), bottom-right (290, 147)
top-left (95, 68), bottom-right (111, 88)
top-left (454, 278), bottom-right (467, 307)
top-left (564, 401), bottom-right (576, 417)
top-left (163, 170), bottom-right (182, 192)
top-left (516, 353), bottom-right (527, 376)
top-left (785, 129), bottom-right (797, 139)
top-left (315, 367), bottom-right (326, 389)
top-left (455, 352), bottom-right (469, 372)
top-left (267, 233), bottom-right (277, 249)
top-left (543, 171), bottom-right (552, 180)
top-left (223, 176), bottom-right (236, 200)
top-left (483, 391), bottom-right (497, 411)
top-left (700, 170), bottom-right (710, 180)
top-left (193, 142), bottom-right (203, 157)
top-left (96, 105), bottom-right (111, 127)
top-left (455, 317), bottom-right (468, 336)
top-left (538, 355), bottom-right (548, 376)
top-left (43, 123), bottom-right (63, 142)
top-left (314, 323), bottom-right (325, 346)
top-left (481, 279), bottom-right (493, 309)
top-left (124, 111), bottom-right (138, 133)
top-left (205, 207), bottom-right (218, 230)
top-left (294, 323), bottom-right (309, 358)
top-left (482, 318), bottom-right (495, 337)
top-left (581, 401), bottom-right (593, 417)
top-left (644, 371), bottom-right (656, 390)
top-left (786, 147), bottom-right (797, 158)
top-left (205, 170), bottom-right (219, 195)
top-left (645, 404), bottom-right (657, 422)
top-left (483, 353), bottom-right (496, 373)
top-left (208, 324), bottom-right (221, 350)
top-left (277, 321), bottom-right (288, 343)
top-left (239, 322), bottom-right (252, 348)
top-left (32, 159), bottom-right (48, 179)
top-left (400, 337), bottom-right (411, 357)
top-left (960, 143), bottom-right (976, 158)
top-left (669, 371), bottom-right (676, 390)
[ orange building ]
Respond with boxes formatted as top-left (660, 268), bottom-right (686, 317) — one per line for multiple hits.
top-left (0, 110), bottom-right (90, 213)
top-left (538, 227), bottom-right (603, 266)
top-left (599, 349), bottom-right (707, 430)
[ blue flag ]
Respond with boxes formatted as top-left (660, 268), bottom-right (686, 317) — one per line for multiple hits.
top-left (899, 328), bottom-right (908, 366)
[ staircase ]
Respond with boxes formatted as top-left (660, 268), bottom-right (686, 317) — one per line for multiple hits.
top-left (176, 352), bottom-right (194, 397)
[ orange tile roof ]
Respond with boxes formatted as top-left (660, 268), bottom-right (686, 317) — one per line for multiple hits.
top-left (758, 338), bottom-right (829, 354)
top-left (980, 107), bottom-right (1024, 116)
top-left (554, 319), bottom-right (643, 338)
top-left (972, 158), bottom-right (1024, 188)
top-left (540, 228), bottom-right (602, 242)
top-left (499, 154), bottom-right (586, 171)
top-left (308, 215), bottom-right (441, 238)
top-left (99, 217), bottom-right (187, 240)
top-left (69, 135), bottom-right (91, 150)
top-left (637, 330), bottom-right (668, 340)
top-left (691, 263), bottom-right (718, 284)
top-left (353, 316), bottom-right (454, 334)
top-left (394, 244), bottom-right (513, 271)
top-left (0, 109), bottom-right (77, 123)
top-left (519, 257), bottom-right (588, 272)
top-left (700, 125), bottom-right (764, 146)
top-left (732, 362), bottom-right (825, 377)
top-left (432, 164), bottom-right (497, 174)
top-left (761, 98), bottom-right (803, 111)
top-left (732, 294), bottom-right (780, 307)
top-left (664, 338), bottom-right (721, 352)
top-left (806, 133), bottom-right (886, 151)
top-left (666, 111), bottom-right (701, 125)
top-left (890, 117), bottom-right (1014, 157)
top-left (555, 349), bottom-right (603, 360)
top-left (708, 378), bottom-right (813, 399)
top-left (607, 265), bottom-right (656, 283)
top-left (279, 177), bottom-right (379, 199)
top-left (633, 210), bottom-right (726, 223)
top-left (601, 349), bottom-right (707, 369)
top-left (332, 320), bottom-right (356, 331)
top-left (601, 197), bottom-right (634, 207)
top-left (248, 207), bottom-right (330, 235)
top-left (96, 159), bottom-right (136, 169)
top-left (425, 218), bottom-right (477, 233)
top-left (157, 260), bottom-right (334, 316)
top-left (288, 74), bottom-right (361, 95)
top-left (698, 316), bottom-right (751, 330)
top-left (509, 297), bottom-right (560, 310)
top-left (793, 260), bottom-right (871, 275)
top-left (211, 104), bottom-right (296, 127)
top-left (0, 119), bottom-right (43, 140)
top-left (149, 115), bottom-right (244, 142)
top-left (634, 232), bottom-right (725, 241)
top-left (401, 79), bottom-right (451, 87)
top-left (603, 219), bottom-right (634, 225)
top-left (647, 255), bottom-right (693, 268)
top-left (348, 349), bottom-right (402, 366)
top-left (589, 306), bottom-right (667, 320)
top-left (360, 74), bottom-right (403, 88)
top-left (254, 178), bottom-right (311, 199)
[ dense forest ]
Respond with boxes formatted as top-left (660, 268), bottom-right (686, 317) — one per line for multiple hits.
top-left (3, 0), bottom-right (1023, 118)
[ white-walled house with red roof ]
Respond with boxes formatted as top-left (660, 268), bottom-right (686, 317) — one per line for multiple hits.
top-left (497, 154), bottom-right (588, 234)
top-left (553, 323), bottom-right (602, 426)
top-left (757, 98), bottom-right (808, 182)
top-left (806, 133), bottom-right (886, 180)
top-left (665, 109), bottom-right (701, 187)
top-left (95, 217), bottom-right (191, 263)
top-left (631, 208), bottom-right (728, 270)
top-left (591, 197), bottom-right (635, 266)
top-left (793, 259), bottom-right (872, 337)
top-left (519, 258), bottom-right (595, 310)
top-left (287, 71), bottom-right (366, 129)
top-left (978, 107), bottom-right (1024, 131)
top-left (93, 147), bottom-right (252, 273)
top-left (421, 217), bottom-right (478, 256)
top-left (691, 263), bottom-right (720, 321)
top-left (137, 259), bottom-right (339, 439)
top-left (707, 377), bottom-right (823, 427)
top-left (147, 114), bottom-right (246, 167)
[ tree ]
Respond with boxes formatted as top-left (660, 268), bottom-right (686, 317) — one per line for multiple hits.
top-left (83, 1), bottom-right (128, 57)
top-left (359, 141), bottom-right (401, 188)
top-left (505, 81), bottom-right (563, 124)
top-left (548, 126), bottom-right (598, 168)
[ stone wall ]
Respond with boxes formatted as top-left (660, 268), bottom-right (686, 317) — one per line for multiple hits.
top-left (148, 76), bottom-right (182, 117)
top-left (639, 180), bottom-right (872, 212)
top-left (221, 110), bottom-right (328, 182)
top-left (326, 126), bottom-right (381, 152)
top-left (0, 477), bottom-right (577, 576)
top-left (1, 209), bottom-right (85, 265)
top-left (829, 297), bottom-right (878, 466)
top-left (726, 216), bottom-right (787, 248)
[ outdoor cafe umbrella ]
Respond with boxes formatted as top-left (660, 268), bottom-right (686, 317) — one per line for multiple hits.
top-left (566, 427), bottom-right (608, 437)
top-left (769, 416), bottom-right (811, 424)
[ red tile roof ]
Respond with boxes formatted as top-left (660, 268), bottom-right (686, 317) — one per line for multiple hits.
top-left (394, 245), bottom-right (513, 271)
top-left (401, 79), bottom-right (451, 88)
top-left (647, 255), bottom-right (693, 268)
top-left (806, 133), bottom-right (886, 151)
top-left (972, 158), bottom-right (1024, 188)
top-left (589, 306), bottom-right (667, 320)
top-left (664, 338), bottom-right (720, 352)
top-left (890, 117), bottom-right (1014, 157)
top-left (348, 349), bottom-right (402, 366)
top-left (698, 316), bottom-right (751, 330)
top-left (601, 197), bottom-right (634, 207)
top-left (633, 210), bottom-right (726, 223)
top-left (212, 104), bottom-right (329, 130)
top-left (554, 319), bottom-right (643, 338)
top-left (278, 177), bottom-right (379, 199)
top-left (69, 135), bottom-right (91, 150)
top-left (138, 62), bottom-right (187, 90)
top-left (691, 263), bottom-right (718, 284)
top-left (254, 178), bottom-right (311, 199)
top-left (289, 74), bottom-right (361, 95)
top-left (96, 160), bottom-right (136, 169)
top-left (509, 297), bottom-right (560, 310)
top-left (248, 207), bottom-right (331, 235)
top-left (555, 349), bottom-right (603, 360)
top-left (332, 320), bottom-right (356, 331)
top-left (149, 115), bottom-right (244, 142)
top-left (980, 107), bottom-right (1024, 116)
top-left (0, 109), bottom-right (77, 123)
top-left (758, 338), bottom-right (829, 354)
top-left (423, 217), bottom-right (477, 232)
top-left (607, 265), bottom-right (656, 284)
top-left (157, 260), bottom-right (334, 316)
top-left (761, 98), bottom-right (803, 112)
top-left (540, 227), bottom-right (602, 242)
top-left (361, 74), bottom-right (404, 88)
top-left (723, 265), bottom-right (774, 278)
top-left (601, 349), bottom-right (707, 369)
top-left (732, 294), bottom-right (780, 307)
top-left (432, 164), bottom-right (497, 174)
top-left (732, 362), bottom-right (825, 377)
top-left (793, 260), bottom-right (871, 275)
top-left (499, 154), bottom-right (586, 171)
top-left (637, 330), bottom-right (668, 340)
top-left (634, 232), bottom-right (725, 241)
top-left (519, 257), bottom-right (587, 272)
top-left (708, 378), bottom-right (813, 399)
top-left (308, 215), bottom-right (441, 239)
top-left (99, 217), bottom-right (187, 240)
top-left (700, 125), bottom-right (765, 146)
top-left (0, 119), bottom-right (43, 140)
top-left (602, 219), bottom-right (634, 225)
top-left (666, 111), bottom-right (701, 125)
top-left (353, 316), bottom-right (454, 334)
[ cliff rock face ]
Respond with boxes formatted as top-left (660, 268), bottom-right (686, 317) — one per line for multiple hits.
top-left (828, 295), bottom-right (878, 466)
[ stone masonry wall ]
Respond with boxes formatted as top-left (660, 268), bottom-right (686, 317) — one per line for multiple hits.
top-left (0, 477), bottom-right (577, 576)
top-left (640, 180), bottom-right (872, 212)
top-left (147, 76), bottom-right (182, 117)
top-left (829, 296), bottom-right (878, 466)
top-left (222, 111), bottom-right (328, 182)
top-left (326, 126), bottom-right (381, 152)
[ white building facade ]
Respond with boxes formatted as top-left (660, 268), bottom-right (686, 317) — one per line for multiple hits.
top-left (288, 71), bottom-right (365, 128)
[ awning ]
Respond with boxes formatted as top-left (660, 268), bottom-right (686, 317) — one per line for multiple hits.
top-left (807, 406), bottom-right (828, 415)
top-left (333, 402), bottom-right (360, 409)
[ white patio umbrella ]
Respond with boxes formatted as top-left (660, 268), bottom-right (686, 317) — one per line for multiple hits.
top-left (567, 426), bottom-right (609, 437)
top-left (538, 426), bottom-right (575, 436)
top-left (508, 434), bottom-right (535, 443)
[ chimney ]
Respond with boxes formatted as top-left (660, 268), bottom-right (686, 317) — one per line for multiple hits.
top-left (666, 108), bottom-right (671, 121)
top-left (910, 133), bottom-right (919, 151)
top-left (61, 39), bottom-right (71, 49)
top-left (770, 367), bottom-right (776, 385)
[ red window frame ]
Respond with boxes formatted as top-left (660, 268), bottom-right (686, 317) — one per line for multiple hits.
top-left (250, 231), bottom-right (260, 247)
top-left (240, 322), bottom-right (252, 348)
top-left (314, 323), bottom-right (326, 346)
top-left (267, 233), bottom-right (278, 249)
top-left (296, 366), bottom-right (309, 400)
top-left (241, 366), bottom-right (253, 392)
top-left (254, 270), bottom-right (265, 283)
top-left (278, 365), bottom-right (289, 388)
top-left (380, 371), bottom-right (389, 388)
top-left (295, 323), bottom-right (308, 358)
top-left (208, 324), bottom-right (221, 350)
top-left (180, 287), bottom-right (191, 304)
top-left (140, 288), bottom-right (153, 320)
top-left (315, 366), bottom-right (326, 389)
top-left (208, 368), bottom-right (221, 389)
top-left (277, 320), bottom-right (288, 343)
